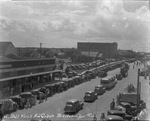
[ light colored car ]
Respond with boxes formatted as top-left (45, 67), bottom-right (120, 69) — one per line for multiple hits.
top-left (64, 99), bottom-right (84, 114)
top-left (84, 91), bottom-right (98, 102)
top-left (94, 85), bottom-right (105, 95)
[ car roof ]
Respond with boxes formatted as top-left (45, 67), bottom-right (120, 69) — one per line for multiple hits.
top-left (95, 85), bottom-right (103, 87)
top-left (120, 102), bottom-right (131, 105)
top-left (102, 76), bottom-right (115, 80)
top-left (9, 95), bottom-right (21, 98)
top-left (67, 99), bottom-right (78, 103)
top-left (85, 91), bottom-right (94, 93)
top-left (105, 115), bottom-right (124, 120)
top-left (108, 110), bottom-right (125, 114)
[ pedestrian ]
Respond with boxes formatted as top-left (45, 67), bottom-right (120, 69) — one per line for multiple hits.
top-left (93, 114), bottom-right (97, 121)
top-left (100, 113), bottom-right (105, 121)
top-left (45, 88), bottom-right (49, 101)
top-left (10, 87), bottom-right (14, 95)
top-left (39, 92), bottom-right (43, 104)
top-left (25, 99), bottom-right (30, 109)
top-left (110, 98), bottom-right (115, 110)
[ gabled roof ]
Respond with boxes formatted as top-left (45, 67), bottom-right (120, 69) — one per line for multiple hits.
top-left (0, 41), bottom-right (14, 54)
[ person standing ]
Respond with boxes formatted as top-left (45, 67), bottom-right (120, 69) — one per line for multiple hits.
top-left (26, 98), bottom-right (31, 108)
top-left (11, 87), bottom-right (14, 95)
top-left (45, 88), bottom-right (49, 101)
top-left (100, 113), bottom-right (105, 121)
top-left (93, 114), bottom-right (97, 121)
top-left (110, 98), bottom-right (115, 110)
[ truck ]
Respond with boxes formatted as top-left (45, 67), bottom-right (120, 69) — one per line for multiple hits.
top-left (117, 92), bottom-right (146, 115)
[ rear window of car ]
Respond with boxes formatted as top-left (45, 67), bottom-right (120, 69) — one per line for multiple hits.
top-left (66, 102), bottom-right (74, 105)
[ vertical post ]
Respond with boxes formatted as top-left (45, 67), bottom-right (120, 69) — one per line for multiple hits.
top-left (40, 43), bottom-right (42, 58)
top-left (137, 68), bottom-right (140, 112)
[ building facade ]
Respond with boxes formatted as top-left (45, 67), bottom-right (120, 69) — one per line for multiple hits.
top-left (77, 42), bottom-right (118, 58)
top-left (0, 42), bottom-right (17, 56)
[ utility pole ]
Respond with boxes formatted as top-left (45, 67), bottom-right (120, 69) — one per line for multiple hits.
top-left (40, 43), bottom-right (42, 58)
top-left (137, 68), bottom-right (140, 113)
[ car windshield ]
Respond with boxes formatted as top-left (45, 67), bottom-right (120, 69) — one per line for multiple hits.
top-left (101, 80), bottom-right (110, 84)
top-left (66, 104), bottom-right (73, 107)
top-left (66, 102), bottom-right (74, 105)
top-left (95, 87), bottom-right (100, 89)
top-left (85, 93), bottom-right (91, 96)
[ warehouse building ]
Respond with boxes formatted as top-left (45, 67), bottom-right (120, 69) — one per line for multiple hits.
top-left (77, 42), bottom-right (118, 58)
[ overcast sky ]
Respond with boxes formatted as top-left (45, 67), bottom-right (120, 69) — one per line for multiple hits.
top-left (0, 0), bottom-right (149, 52)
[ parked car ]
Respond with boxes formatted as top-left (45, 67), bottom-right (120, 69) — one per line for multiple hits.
top-left (119, 102), bottom-right (137, 116)
top-left (64, 99), bottom-right (84, 114)
top-left (94, 85), bottom-right (105, 95)
top-left (9, 95), bottom-right (24, 109)
top-left (107, 110), bottom-right (133, 121)
top-left (116, 74), bottom-right (123, 80)
top-left (45, 84), bottom-right (55, 95)
top-left (0, 99), bottom-right (18, 116)
top-left (98, 71), bottom-right (107, 78)
top-left (31, 89), bottom-right (46, 100)
top-left (105, 115), bottom-right (124, 121)
top-left (19, 92), bottom-right (37, 106)
top-left (38, 87), bottom-right (47, 94)
top-left (84, 91), bottom-right (98, 102)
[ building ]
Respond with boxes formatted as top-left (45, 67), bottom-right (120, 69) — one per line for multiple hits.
top-left (0, 41), bottom-right (17, 56)
top-left (77, 42), bottom-right (118, 58)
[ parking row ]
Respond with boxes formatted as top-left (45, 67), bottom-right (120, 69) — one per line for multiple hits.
top-left (0, 60), bottom-right (130, 120)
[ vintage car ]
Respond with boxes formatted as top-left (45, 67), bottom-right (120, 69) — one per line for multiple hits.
top-left (64, 99), bottom-right (84, 114)
top-left (44, 84), bottom-right (55, 95)
top-left (84, 91), bottom-right (98, 102)
top-left (94, 85), bottom-right (105, 95)
top-left (53, 82), bottom-right (65, 93)
top-left (119, 102), bottom-right (137, 116)
top-left (114, 105), bottom-right (126, 112)
top-left (116, 74), bottom-right (123, 80)
top-left (38, 87), bottom-right (47, 94)
top-left (31, 89), bottom-right (46, 100)
top-left (107, 110), bottom-right (133, 121)
top-left (19, 92), bottom-right (37, 106)
top-left (105, 115), bottom-right (124, 121)
top-left (0, 99), bottom-right (18, 116)
top-left (9, 95), bottom-right (24, 109)
top-left (98, 70), bottom-right (107, 78)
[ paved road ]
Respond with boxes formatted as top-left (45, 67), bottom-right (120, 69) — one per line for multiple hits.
top-left (3, 63), bottom-right (147, 121)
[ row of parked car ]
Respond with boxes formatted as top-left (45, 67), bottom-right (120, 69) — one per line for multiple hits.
top-left (0, 69), bottom-right (100, 119)
top-left (67, 60), bottom-right (106, 71)
top-left (63, 62), bottom-right (128, 115)
top-left (0, 60), bottom-right (129, 120)
top-left (63, 62), bottom-right (141, 121)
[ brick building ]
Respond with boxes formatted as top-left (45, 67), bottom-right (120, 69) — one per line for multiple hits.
top-left (77, 42), bottom-right (118, 58)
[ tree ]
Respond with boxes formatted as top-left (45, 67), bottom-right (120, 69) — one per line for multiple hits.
top-left (64, 48), bottom-right (81, 62)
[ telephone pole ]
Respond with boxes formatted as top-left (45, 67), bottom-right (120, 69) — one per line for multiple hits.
top-left (137, 68), bottom-right (140, 112)
top-left (40, 43), bottom-right (42, 58)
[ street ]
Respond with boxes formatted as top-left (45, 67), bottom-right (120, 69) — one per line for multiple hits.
top-left (3, 63), bottom-right (148, 121)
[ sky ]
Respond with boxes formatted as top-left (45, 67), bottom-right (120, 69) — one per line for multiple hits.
top-left (0, 0), bottom-right (150, 52)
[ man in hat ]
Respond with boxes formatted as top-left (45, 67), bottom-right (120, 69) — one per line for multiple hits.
top-left (110, 98), bottom-right (115, 110)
